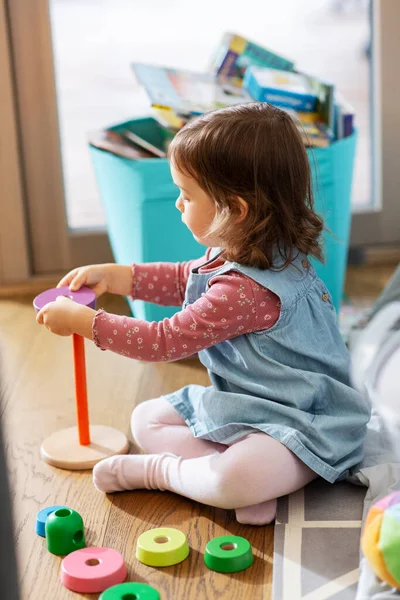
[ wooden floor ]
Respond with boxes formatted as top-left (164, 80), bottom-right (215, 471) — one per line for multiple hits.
top-left (0, 261), bottom-right (396, 600)
top-left (0, 293), bottom-right (274, 600)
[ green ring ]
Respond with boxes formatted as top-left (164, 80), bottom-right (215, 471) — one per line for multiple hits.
top-left (99, 582), bottom-right (160, 600)
top-left (204, 535), bottom-right (254, 573)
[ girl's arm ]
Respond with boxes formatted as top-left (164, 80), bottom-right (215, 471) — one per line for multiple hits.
top-left (37, 252), bottom-right (212, 338)
top-left (91, 271), bottom-right (280, 362)
top-left (131, 252), bottom-right (209, 306)
top-left (56, 254), bottom-right (209, 304)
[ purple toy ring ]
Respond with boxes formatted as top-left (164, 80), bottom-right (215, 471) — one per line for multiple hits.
top-left (33, 286), bottom-right (96, 314)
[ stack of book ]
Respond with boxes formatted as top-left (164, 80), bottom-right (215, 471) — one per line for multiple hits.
top-left (92, 32), bottom-right (355, 158)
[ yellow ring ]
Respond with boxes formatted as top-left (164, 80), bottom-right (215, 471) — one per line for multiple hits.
top-left (136, 528), bottom-right (189, 567)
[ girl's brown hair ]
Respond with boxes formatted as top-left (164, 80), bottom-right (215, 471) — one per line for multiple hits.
top-left (168, 102), bottom-right (324, 269)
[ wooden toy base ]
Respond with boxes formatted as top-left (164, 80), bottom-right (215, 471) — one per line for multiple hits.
top-left (40, 425), bottom-right (129, 470)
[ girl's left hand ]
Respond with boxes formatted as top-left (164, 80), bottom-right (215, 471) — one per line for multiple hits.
top-left (36, 296), bottom-right (83, 336)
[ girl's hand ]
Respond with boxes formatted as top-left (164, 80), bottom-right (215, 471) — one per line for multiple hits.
top-left (36, 296), bottom-right (95, 338)
top-left (57, 263), bottom-right (133, 297)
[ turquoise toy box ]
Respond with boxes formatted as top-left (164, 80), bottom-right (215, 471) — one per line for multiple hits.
top-left (89, 117), bottom-right (357, 320)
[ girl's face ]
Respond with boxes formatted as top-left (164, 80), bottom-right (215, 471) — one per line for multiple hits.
top-left (171, 165), bottom-right (218, 246)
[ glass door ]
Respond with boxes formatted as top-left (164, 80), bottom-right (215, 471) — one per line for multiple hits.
top-left (1, 0), bottom-right (399, 285)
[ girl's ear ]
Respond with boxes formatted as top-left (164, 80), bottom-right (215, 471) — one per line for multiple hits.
top-left (237, 197), bottom-right (249, 222)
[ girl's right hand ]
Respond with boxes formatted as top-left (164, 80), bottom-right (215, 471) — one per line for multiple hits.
top-left (57, 263), bottom-right (133, 297)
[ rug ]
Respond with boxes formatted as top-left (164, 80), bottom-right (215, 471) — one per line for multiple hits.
top-left (272, 478), bottom-right (367, 600)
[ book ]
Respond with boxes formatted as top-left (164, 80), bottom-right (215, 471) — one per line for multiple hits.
top-left (314, 79), bottom-right (335, 133)
top-left (283, 109), bottom-right (334, 148)
top-left (210, 32), bottom-right (295, 83)
top-left (132, 63), bottom-right (253, 117)
top-left (297, 112), bottom-right (334, 148)
top-left (244, 65), bottom-right (335, 130)
top-left (152, 107), bottom-right (188, 132)
top-left (88, 129), bottom-right (156, 160)
top-left (88, 127), bottom-right (173, 159)
top-left (120, 129), bottom-right (167, 158)
top-left (243, 67), bottom-right (319, 112)
top-left (335, 93), bottom-right (355, 139)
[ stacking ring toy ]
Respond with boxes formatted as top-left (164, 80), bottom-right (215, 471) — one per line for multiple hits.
top-left (136, 527), bottom-right (189, 567)
top-left (204, 535), bottom-right (253, 573)
top-left (35, 505), bottom-right (67, 537)
top-left (60, 547), bottom-right (127, 593)
top-left (33, 286), bottom-right (96, 313)
top-left (34, 285), bottom-right (129, 470)
top-left (99, 582), bottom-right (160, 600)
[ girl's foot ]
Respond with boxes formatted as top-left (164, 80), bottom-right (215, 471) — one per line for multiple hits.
top-left (235, 499), bottom-right (277, 526)
top-left (93, 454), bottom-right (145, 492)
top-left (92, 453), bottom-right (177, 493)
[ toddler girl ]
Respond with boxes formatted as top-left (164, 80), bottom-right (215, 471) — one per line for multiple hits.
top-left (37, 103), bottom-right (370, 525)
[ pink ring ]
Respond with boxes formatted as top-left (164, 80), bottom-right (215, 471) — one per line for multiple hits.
top-left (61, 547), bottom-right (127, 593)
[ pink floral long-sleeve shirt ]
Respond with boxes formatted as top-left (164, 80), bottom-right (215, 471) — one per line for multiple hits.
top-left (92, 250), bottom-right (280, 362)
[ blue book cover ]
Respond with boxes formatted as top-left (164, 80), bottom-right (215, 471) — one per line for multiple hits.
top-left (244, 66), bottom-right (319, 112)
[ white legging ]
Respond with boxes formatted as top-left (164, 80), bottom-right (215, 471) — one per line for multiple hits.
top-left (93, 398), bottom-right (317, 516)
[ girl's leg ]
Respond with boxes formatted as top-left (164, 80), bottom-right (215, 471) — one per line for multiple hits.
top-left (131, 398), bottom-right (226, 458)
top-left (93, 431), bottom-right (317, 524)
top-left (131, 399), bottom-right (276, 525)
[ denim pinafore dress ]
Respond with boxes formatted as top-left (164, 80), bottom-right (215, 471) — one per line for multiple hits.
top-left (163, 250), bottom-right (370, 483)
